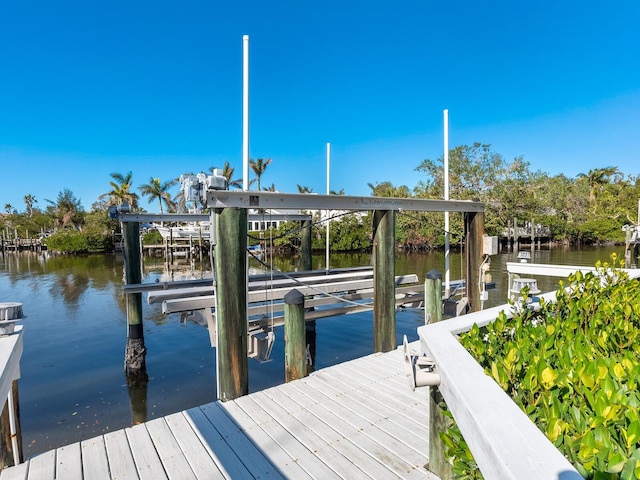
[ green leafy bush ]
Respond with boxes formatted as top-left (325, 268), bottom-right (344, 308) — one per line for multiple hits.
top-left (44, 230), bottom-right (112, 253)
top-left (142, 229), bottom-right (163, 245)
top-left (446, 256), bottom-right (640, 479)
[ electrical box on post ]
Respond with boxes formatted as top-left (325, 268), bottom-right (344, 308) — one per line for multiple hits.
top-left (483, 235), bottom-right (498, 256)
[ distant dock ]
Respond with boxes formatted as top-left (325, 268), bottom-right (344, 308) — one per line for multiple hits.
top-left (0, 237), bottom-right (44, 253)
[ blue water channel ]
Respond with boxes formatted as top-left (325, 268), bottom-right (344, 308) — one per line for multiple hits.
top-left (0, 245), bottom-right (623, 457)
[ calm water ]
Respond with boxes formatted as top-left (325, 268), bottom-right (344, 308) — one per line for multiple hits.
top-left (0, 245), bottom-right (624, 457)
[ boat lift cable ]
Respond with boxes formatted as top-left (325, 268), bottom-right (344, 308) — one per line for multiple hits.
top-left (246, 210), bottom-right (353, 243)
top-left (253, 210), bottom-right (277, 331)
top-left (268, 211), bottom-right (275, 334)
top-left (246, 249), bottom-right (378, 310)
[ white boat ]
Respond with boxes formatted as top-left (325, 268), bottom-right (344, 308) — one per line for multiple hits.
top-left (156, 224), bottom-right (211, 240)
top-left (247, 244), bottom-right (263, 256)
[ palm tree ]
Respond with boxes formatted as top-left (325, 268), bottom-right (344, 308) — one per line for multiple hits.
top-left (249, 158), bottom-right (272, 191)
top-left (45, 189), bottom-right (84, 229)
top-left (99, 171), bottom-right (139, 209)
top-left (4, 204), bottom-right (13, 214)
top-left (297, 185), bottom-right (314, 193)
top-left (138, 177), bottom-right (177, 214)
top-left (172, 190), bottom-right (186, 213)
top-left (24, 194), bottom-right (37, 217)
top-left (577, 166), bottom-right (620, 203)
top-left (263, 183), bottom-right (277, 192)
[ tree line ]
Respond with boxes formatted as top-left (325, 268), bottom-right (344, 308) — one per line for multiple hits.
top-left (1, 145), bottom-right (639, 253)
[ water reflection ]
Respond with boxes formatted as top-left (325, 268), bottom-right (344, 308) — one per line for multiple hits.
top-left (126, 369), bottom-right (148, 425)
top-left (0, 245), bottom-right (627, 458)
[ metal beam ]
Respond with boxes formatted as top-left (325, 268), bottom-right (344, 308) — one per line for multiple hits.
top-left (118, 212), bottom-right (312, 223)
top-left (206, 191), bottom-right (484, 213)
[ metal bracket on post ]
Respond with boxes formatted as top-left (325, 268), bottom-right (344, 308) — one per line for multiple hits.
top-left (403, 335), bottom-right (440, 390)
top-left (247, 324), bottom-right (275, 363)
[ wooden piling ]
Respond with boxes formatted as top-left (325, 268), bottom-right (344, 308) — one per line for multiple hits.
top-left (465, 211), bottom-right (484, 313)
top-left (530, 218), bottom-right (535, 251)
top-left (215, 207), bottom-right (248, 401)
top-left (424, 269), bottom-right (443, 325)
top-left (123, 221), bottom-right (146, 377)
top-left (424, 270), bottom-right (452, 479)
top-left (372, 209), bottom-right (396, 353)
top-left (0, 381), bottom-right (22, 468)
top-left (284, 289), bottom-right (306, 382)
top-left (169, 229), bottom-right (174, 264)
top-left (301, 219), bottom-right (312, 271)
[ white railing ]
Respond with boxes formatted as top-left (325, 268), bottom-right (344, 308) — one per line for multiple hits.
top-left (506, 262), bottom-right (640, 279)
top-left (0, 325), bottom-right (24, 466)
top-left (418, 292), bottom-right (584, 479)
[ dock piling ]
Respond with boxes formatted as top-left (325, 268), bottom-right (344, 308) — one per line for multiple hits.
top-left (465, 211), bottom-right (484, 313)
top-left (373, 210), bottom-right (396, 353)
top-left (215, 207), bottom-right (248, 401)
top-left (301, 219), bottom-right (312, 271)
top-left (284, 289), bottom-right (306, 382)
top-left (123, 221), bottom-right (147, 379)
top-left (425, 270), bottom-right (452, 479)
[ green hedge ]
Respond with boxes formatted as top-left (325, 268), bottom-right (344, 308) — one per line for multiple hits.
top-left (142, 229), bottom-right (163, 245)
top-left (445, 255), bottom-right (640, 479)
top-left (44, 230), bottom-right (113, 253)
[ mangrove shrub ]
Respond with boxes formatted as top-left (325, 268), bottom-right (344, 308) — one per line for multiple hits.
top-left (445, 256), bottom-right (640, 479)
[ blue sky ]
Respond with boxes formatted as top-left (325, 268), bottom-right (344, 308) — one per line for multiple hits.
top-left (1, 1), bottom-right (639, 212)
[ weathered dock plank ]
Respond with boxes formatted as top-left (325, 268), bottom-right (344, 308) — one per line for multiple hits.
top-left (0, 461), bottom-right (27, 480)
top-left (260, 386), bottom-right (390, 479)
top-left (3, 342), bottom-right (437, 480)
top-left (272, 382), bottom-right (420, 479)
top-left (282, 370), bottom-right (428, 478)
top-left (23, 450), bottom-right (55, 480)
top-left (162, 412), bottom-right (224, 480)
top-left (54, 443), bottom-right (81, 480)
top-left (183, 406), bottom-right (256, 479)
top-left (290, 379), bottom-right (428, 459)
top-left (104, 430), bottom-right (138, 479)
top-left (249, 390), bottom-right (366, 479)
top-left (145, 418), bottom-right (197, 480)
top-left (124, 423), bottom-right (168, 480)
top-left (80, 436), bottom-right (110, 479)
top-left (230, 395), bottom-right (336, 479)
top-left (318, 362), bottom-right (427, 416)
top-left (217, 400), bottom-right (312, 479)
top-left (194, 402), bottom-right (282, 479)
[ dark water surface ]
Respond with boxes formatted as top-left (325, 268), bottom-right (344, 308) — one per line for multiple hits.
top-left (0, 245), bottom-right (623, 457)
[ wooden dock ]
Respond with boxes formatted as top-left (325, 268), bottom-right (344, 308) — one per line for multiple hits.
top-left (0, 238), bottom-right (44, 253)
top-left (0, 343), bottom-right (437, 480)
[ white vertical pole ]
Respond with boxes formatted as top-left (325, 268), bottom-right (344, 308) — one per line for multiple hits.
top-left (8, 386), bottom-right (20, 466)
top-left (238, 35), bottom-right (250, 402)
top-left (444, 109), bottom-right (450, 298)
top-left (242, 35), bottom-right (250, 191)
top-left (326, 142), bottom-right (331, 271)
